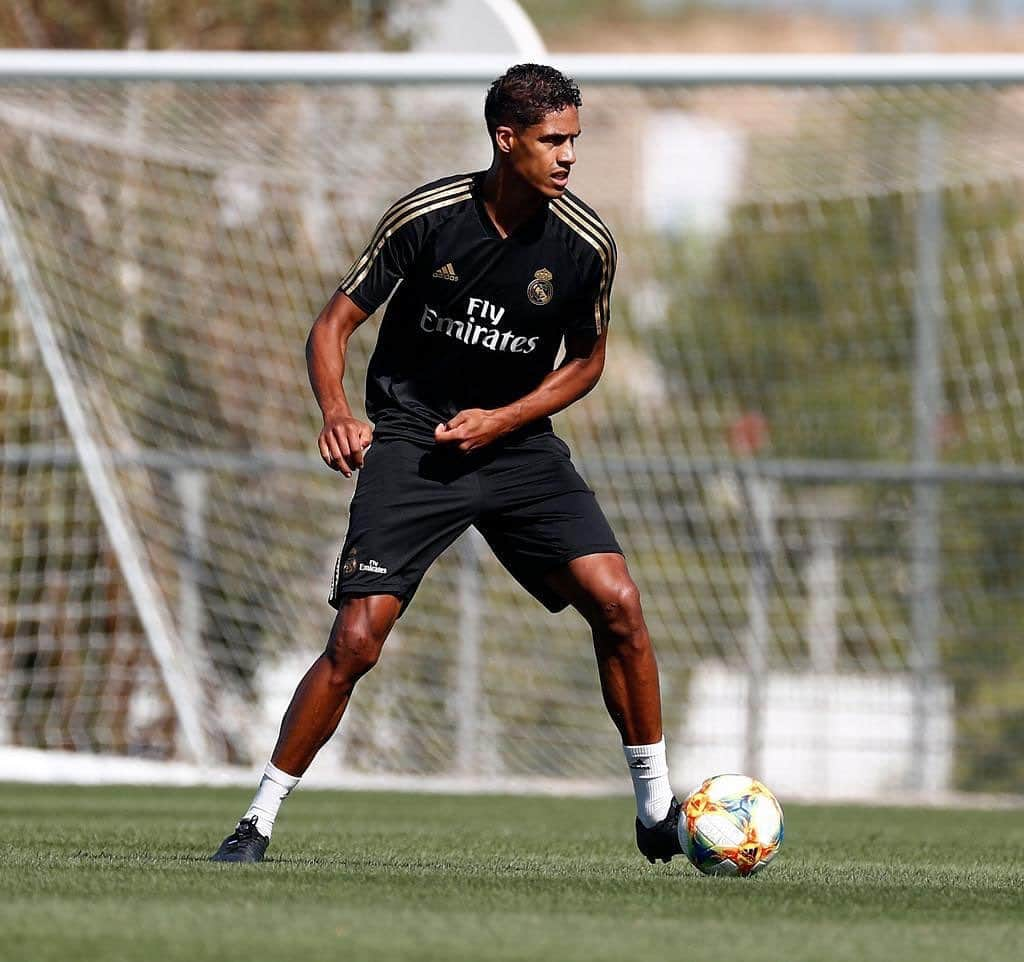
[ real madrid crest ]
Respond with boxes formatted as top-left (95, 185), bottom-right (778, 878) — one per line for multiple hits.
top-left (527, 268), bottom-right (554, 306)
top-left (342, 549), bottom-right (358, 576)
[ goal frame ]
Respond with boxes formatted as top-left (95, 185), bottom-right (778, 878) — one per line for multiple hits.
top-left (1, 50), bottom-right (1023, 794)
top-left (1, 50), bottom-right (1024, 86)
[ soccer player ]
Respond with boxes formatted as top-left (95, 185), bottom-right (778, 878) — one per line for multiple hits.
top-left (211, 64), bottom-right (682, 865)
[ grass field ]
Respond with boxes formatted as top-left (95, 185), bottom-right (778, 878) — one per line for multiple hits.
top-left (0, 783), bottom-right (1022, 962)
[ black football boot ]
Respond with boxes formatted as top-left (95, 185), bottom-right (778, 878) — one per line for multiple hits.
top-left (209, 815), bottom-right (270, 863)
top-left (635, 797), bottom-right (684, 864)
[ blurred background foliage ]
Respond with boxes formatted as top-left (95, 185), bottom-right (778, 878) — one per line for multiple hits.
top-left (0, 1), bottom-right (410, 50)
top-left (5, 1), bottom-right (1024, 52)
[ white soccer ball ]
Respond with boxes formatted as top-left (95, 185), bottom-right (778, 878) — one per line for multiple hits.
top-left (678, 773), bottom-right (784, 877)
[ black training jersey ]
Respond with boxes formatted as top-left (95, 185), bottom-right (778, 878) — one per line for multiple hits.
top-left (337, 171), bottom-right (617, 445)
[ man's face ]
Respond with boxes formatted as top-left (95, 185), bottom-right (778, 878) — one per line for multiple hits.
top-left (496, 105), bottom-right (580, 198)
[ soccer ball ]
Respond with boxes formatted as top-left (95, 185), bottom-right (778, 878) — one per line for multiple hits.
top-left (679, 774), bottom-right (784, 877)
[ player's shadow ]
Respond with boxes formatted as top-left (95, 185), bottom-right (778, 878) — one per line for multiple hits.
top-left (68, 850), bottom-right (212, 866)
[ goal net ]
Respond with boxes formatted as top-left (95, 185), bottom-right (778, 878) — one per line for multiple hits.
top-left (2, 55), bottom-right (1023, 797)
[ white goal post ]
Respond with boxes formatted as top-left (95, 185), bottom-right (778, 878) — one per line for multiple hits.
top-left (3, 50), bottom-right (1024, 84)
top-left (2, 52), bottom-right (1024, 798)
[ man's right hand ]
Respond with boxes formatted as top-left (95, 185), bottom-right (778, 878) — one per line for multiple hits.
top-left (318, 414), bottom-right (373, 477)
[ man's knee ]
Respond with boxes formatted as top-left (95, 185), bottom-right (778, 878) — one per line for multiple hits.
top-left (590, 578), bottom-right (645, 640)
top-left (324, 606), bottom-right (388, 684)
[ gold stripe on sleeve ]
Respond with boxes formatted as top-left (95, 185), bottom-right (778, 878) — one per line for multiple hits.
top-left (558, 195), bottom-right (617, 325)
top-left (551, 199), bottom-right (616, 334)
top-left (341, 189), bottom-right (472, 295)
top-left (339, 177), bottom-right (473, 290)
top-left (559, 194), bottom-right (617, 255)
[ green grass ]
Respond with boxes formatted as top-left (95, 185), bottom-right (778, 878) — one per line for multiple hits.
top-left (0, 784), bottom-right (1022, 962)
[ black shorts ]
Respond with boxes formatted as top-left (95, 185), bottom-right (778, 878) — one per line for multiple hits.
top-left (329, 432), bottom-right (622, 615)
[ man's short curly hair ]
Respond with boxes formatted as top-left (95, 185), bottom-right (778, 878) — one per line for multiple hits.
top-left (484, 63), bottom-right (582, 139)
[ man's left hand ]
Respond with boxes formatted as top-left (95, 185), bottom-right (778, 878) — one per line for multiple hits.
top-left (434, 408), bottom-right (516, 453)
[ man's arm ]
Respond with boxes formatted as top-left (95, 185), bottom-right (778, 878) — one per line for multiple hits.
top-left (434, 329), bottom-right (607, 453)
top-left (306, 290), bottom-right (374, 477)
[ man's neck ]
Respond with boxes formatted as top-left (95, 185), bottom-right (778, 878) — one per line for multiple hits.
top-left (480, 163), bottom-right (546, 239)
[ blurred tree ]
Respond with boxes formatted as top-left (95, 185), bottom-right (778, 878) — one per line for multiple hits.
top-left (0, 1), bottom-right (420, 51)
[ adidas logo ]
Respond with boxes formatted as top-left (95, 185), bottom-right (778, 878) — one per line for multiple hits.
top-left (432, 262), bottom-right (459, 282)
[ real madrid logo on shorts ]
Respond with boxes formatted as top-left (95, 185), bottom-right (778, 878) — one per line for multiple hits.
top-left (527, 268), bottom-right (554, 306)
top-left (342, 548), bottom-right (358, 576)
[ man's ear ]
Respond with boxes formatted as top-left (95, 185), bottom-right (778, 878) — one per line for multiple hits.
top-left (494, 125), bottom-right (515, 155)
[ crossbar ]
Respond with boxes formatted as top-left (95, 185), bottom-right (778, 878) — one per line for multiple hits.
top-left (1, 51), bottom-right (1023, 86)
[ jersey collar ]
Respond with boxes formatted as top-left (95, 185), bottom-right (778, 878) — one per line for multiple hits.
top-left (471, 171), bottom-right (550, 243)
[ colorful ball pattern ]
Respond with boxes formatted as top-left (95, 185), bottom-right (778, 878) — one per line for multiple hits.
top-left (679, 774), bottom-right (784, 877)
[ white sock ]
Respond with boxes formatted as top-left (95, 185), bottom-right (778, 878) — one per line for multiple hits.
top-left (624, 739), bottom-right (673, 828)
top-left (242, 762), bottom-right (300, 838)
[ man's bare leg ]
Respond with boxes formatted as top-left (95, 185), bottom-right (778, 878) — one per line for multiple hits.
top-left (211, 594), bottom-right (401, 860)
top-left (271, 593), bottom-right (402, 775)
top-left (545, 553), bottom-right (662, 745)
top-left (545, 554), bottom-right (681, 861)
